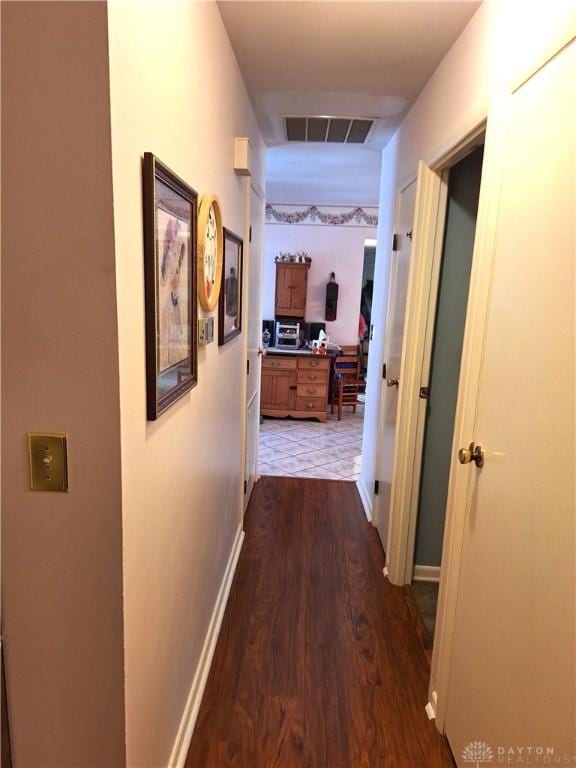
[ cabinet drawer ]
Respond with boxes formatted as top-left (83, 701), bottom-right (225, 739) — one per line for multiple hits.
top-left (296, 383), bottom-right (328, 398)
top-left (298, 357), bottom-right (330, 371)
top-left (297, 369), bottom-right (329, 384)
top-left (295, 397), bottom-right (327, 413)
top-left (262, 356), bottom-right (297, 370)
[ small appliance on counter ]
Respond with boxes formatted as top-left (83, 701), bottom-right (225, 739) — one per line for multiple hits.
top-left (275, 320), bottom-right (301, 348)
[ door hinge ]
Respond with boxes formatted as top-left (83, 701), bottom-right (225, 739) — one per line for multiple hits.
top-left (247, 359), bottom-right (250, 375)
top-left (374, 480), bottom-right (380, 495)
top-left (249, 225), bottom-right (252, 243)
top-left (392, 233), bottom-right (400, 251)
top-left (382, 362), bottom-right (387, 379)
top-left (244, 479), bottom-right (248, 494)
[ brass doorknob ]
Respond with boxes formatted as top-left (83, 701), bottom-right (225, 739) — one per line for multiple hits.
top-left (458, 442), bottom-right (485, 468)
top-left (386, 378), bottom-right (399, 388)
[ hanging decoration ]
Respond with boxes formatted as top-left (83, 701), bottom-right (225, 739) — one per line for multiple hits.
top-left (325, 272), bottom-right (339, 321)
top-left (266, 204), bottom-right (378, 227)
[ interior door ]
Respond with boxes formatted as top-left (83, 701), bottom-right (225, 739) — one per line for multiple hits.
top-left (245, 186), bottom-right (264, 509)
top-left (445, 42), bottom-right (575, 763)
top-left (373, 180), bottom-right (417, 550)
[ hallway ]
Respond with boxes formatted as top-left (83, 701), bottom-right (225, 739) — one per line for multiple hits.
top-left (187, 477), bottom-right (454, 767)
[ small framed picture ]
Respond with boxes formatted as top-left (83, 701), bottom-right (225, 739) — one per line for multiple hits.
top-left (143, 153), bottom-right (198, 420)
top-left (218, 228), bottom-right (243, 346)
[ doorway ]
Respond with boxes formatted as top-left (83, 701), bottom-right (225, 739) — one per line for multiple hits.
top-left (258, 222), bottom-right (378, 482)
top-left (411, 146), bottom-right (484, 639)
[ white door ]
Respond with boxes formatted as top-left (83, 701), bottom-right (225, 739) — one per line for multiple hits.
top-left (445, 42), bottom-right (575, 763)
top-left (373, 180), bottom-right (416, 550)
top-left (244, 186), bottom-right (265, 508)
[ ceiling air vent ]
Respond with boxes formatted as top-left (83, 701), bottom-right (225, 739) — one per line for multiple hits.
top-left (284, 116), bottom-right (375, 144)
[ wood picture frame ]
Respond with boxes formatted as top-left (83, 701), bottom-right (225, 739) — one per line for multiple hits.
top-left (197, 194), bottom-right (223, 312)
top-left (143, 153), bottom-right (198, 420)
top-left (218, 228), bottom-right (243, 346)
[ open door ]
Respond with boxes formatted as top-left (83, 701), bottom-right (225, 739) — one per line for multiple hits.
top-left (372, 180), bottom-right (416, 551)
top-left (441, 41), bottom-right (575, 763)
top-left (244, 185), bottom-right (265, 509)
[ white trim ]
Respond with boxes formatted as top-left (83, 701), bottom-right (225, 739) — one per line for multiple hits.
top-left (386, 162), bottom-right (443, 586)
top-left (413, 565), bottom-right (441, 583)
top-left (402, 170), bottom-right (449, 585)
top-left (356, 477), bottom-right (373, 522)
top-left (168, 526), bottom-right (245, 768)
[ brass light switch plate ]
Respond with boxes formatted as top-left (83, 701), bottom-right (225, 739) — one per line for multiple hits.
top-left (28, 433), bottom-right (69, 491)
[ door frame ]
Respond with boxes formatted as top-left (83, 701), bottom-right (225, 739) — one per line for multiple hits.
top-left (371, 176), bottom-right (413, 538)
top-left (386, 124), bottom-right (486, 587)
top-left (240, 178), bottom-right (266, 515)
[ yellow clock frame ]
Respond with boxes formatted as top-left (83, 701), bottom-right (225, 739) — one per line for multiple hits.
top-left (197, 194), bottom-right (223, 311)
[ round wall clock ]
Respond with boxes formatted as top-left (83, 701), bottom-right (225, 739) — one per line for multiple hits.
top-left (197, 194), bottom-right (223, 311)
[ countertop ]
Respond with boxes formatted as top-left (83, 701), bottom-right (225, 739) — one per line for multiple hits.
top-left (263, 347), bottom-right (340, 357)
top-left (263, 347), bottom-right (317, 356)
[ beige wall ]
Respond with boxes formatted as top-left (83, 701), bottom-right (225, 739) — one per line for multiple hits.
top-left (396, 0), bottom-right (576, 182)
top-left (107, 1), bottom-right (265, 765)
top-left (1, 2), bottom-right (126, 766)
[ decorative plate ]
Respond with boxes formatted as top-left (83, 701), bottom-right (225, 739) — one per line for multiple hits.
top-left (197, 194), bottom-right (223, 311)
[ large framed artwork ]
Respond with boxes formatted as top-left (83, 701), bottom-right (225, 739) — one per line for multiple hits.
top-left (197, 194), bottom-right (223, 311)
top-left (143, 153), bottom-right (198, 420)
top-left (218, 228), bottom-right (243, 346)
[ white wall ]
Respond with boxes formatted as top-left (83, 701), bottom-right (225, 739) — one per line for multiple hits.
top-left (263, 209), bottom-right (377, 346)
top-left (107, 2), bottom-right (265, 766)
top-left (360, 0), bottom-right (576, 533)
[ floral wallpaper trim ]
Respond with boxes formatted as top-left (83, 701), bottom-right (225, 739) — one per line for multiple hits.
top-left (265, 204), bottom-right (378, 227)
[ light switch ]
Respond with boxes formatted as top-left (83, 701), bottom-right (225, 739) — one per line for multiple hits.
top-left (28, 433), bottom-right (68, 491)
top-left (198, 316), bottom-right (214, 345)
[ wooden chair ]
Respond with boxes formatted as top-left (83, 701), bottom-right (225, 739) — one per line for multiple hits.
top-left (330, 346), bottom-right (364, 420)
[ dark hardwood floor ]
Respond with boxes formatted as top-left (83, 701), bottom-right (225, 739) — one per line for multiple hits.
top-left (187, 477), bottom-right (454, 768)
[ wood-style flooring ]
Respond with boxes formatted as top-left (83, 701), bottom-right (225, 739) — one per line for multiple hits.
top-left (186, 477), bottom-right (454, 768)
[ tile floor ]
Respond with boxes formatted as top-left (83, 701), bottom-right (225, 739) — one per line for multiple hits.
top-left (259, 403), bottom-right (364, 481)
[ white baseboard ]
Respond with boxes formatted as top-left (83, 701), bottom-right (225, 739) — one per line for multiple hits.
top-left (413, 564), bottom-right (441, 582)
top-left (355, 477), bottom-right (373, 522)
top-left (168, 525), bottom-right (245, 768)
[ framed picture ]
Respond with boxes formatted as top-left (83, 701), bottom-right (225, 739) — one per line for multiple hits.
top-left (143, 153), bottom-right (198, 420)
top-left (197, 194), bottom-right (223, 311)
top-left (218, 228), bottom-right (243, 346)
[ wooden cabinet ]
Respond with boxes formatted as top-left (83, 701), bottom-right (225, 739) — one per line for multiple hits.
top-left (260, 358), bottom-right (297, 411)
top-left (261, 354), bottom-right (330, 422)
top-left (275, 263), bottom-right (309, 318)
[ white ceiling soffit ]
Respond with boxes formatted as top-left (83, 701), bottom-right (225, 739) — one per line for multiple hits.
top-left (266, 143), bottom-right (383, 206)
top-left (217, 0), bottom-right (482, 149)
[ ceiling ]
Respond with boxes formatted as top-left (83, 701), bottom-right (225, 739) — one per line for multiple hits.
top-left (267, 143), bottom-right (383, 205)
top-left (218, 0), bottom-right (481, 204)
